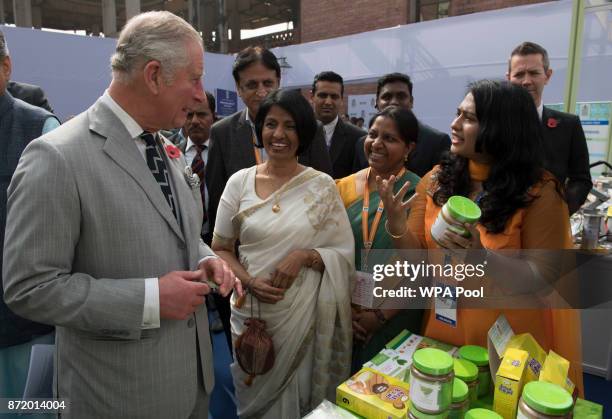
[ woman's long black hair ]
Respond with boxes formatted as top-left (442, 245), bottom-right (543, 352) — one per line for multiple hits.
top-left (433, 79), bottom-right (550, 234)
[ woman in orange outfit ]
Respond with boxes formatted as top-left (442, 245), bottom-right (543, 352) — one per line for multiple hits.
top-left (379, 80), bottom-right (583, 395)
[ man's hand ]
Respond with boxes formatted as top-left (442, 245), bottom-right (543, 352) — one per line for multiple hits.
top-left (159, 270), bottom-right (209, 320)
top-left (198, 257), bottom-right (242, 298)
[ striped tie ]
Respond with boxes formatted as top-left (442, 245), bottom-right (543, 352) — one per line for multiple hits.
top-left (140, 132), bottom-right (177, 219)
top-left (191, 144), bottom-right (207, 223)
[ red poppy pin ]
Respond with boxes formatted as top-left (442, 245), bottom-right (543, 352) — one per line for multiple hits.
top-left (547, 118), bottom-right (558, 129)
top-left (165, 144), bottom-right (181, 159)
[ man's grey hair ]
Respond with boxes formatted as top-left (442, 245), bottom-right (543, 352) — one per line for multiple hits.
top-left (0, 29), bottom-right (9, 61)
top-left (110, 11), bottom-right (202, 84)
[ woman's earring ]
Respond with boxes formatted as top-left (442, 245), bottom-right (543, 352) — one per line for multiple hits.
top-left (404, 154), bottom-right (409, 161)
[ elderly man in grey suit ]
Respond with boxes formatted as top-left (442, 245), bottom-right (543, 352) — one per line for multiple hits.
top-left (3, 11), bottom-right (238, 419)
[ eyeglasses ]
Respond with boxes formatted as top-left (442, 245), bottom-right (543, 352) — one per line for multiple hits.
top-left (240, 79), bottom-right (277, 92)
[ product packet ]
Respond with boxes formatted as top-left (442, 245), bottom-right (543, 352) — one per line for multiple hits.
top-left (493, 347), bottom-right (528, 419)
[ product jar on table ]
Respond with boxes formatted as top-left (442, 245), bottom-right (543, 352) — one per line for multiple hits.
top-left (464, 408), bottom-right (503, 419)
top-left (409, 348), bottom-right (455, 414)
top-left (449, 378), bottom-right (470, 419)
top-left (458, 345), bottom-right (490, 397)
top-left (453, 358), bottom-right (479, 404)
top-left (408, 402), bottom-right (450, 419)
top-left (430, 195), bottom-right (481, 246)
top-left (517, 381), bottom-right (573, 419)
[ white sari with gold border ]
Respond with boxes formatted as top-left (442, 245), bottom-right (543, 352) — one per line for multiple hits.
top-left (214, 166), bottom-right (354, 419)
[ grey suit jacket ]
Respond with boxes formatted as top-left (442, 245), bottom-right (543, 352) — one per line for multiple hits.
top-left (206, 108), bottom-right (332, 235)
top-left (3, 98), bottom-right (214, 418)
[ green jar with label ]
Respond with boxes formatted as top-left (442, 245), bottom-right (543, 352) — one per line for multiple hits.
top-left (454, 358), bottom-right (479, 403)
top-left (431, 195), bottom-right (481, 245)
top-left (458, 345), bottom-right (490, 397)
top-left (410, 348), bottom-right (455, 414)
top-left (464, 408), bottom-right (503, 419)
top-left (517, 381), bottom-right (573, 418)
top-left (449, 378), bottom-right (470, 419)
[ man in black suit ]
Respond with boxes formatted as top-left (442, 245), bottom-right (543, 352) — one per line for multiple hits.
top-left (507, 41), bottom-right (591, 214)
top-left (310, 71), bottom-right (366, 179)
top-left (353, 73), bottom-right (450, 177)
top-left (7, 80), bottom-right (53, 113)
top-left (206, 47), bottom-right (331, 352)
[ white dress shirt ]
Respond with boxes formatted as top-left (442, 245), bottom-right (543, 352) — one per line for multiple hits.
top-left (246, 110), bottom-right (268, 161)
top-left (323, 115), bottom-right (339, 148)
top-left (537, 103), bottom-right (544, 121)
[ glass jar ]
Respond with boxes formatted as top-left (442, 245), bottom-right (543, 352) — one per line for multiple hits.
top-left (430, 196), bottom-right (481, 246)
top-left (464, 408), bottom-right (503, 419)
top-left (517, 381), bottom-right (573, 419)
top-left (454, 358), bottom-right (479, 404)
top-left (449, 378), bottom-right (469, 419)
top-left (458, 345), bottom-right (490, 397)
top-left (409, 348), bottom-right (455, 414)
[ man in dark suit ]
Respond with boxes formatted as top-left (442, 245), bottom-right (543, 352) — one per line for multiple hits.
top-left (507, 41), bottom-right (591, 214)
top-left (310, 71), bottom-right (365, 179)
top-left (353, 73), bottom-right (450, 177)
top-left (7, 80), bottom-right (54, 113)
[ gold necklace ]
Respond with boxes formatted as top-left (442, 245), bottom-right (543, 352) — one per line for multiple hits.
top-left (265, 163), bottom-right (299, 213)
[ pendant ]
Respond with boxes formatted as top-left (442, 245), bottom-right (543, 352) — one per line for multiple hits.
top-left (272, 204), bottom-right (281, 213)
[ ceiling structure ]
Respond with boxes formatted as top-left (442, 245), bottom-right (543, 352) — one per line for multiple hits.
top-left (0, 0), bottom-right (299, 53)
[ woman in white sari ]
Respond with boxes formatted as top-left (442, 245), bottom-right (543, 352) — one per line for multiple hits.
top-left (212, 89), bottom-right (355, 419)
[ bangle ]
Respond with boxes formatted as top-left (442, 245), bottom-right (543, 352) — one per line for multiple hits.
top-left (244, 276), bottom-right (255, 291)
top-left (385, 219), bottom-right (408, 239)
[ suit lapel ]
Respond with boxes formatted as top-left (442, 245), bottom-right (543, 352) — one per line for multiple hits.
top-left (328, 119), bottom-right (344, 165)
top-left (89, 100), bottom-right (185, 243)
top-left (236, 110), bottom-right (257, 167)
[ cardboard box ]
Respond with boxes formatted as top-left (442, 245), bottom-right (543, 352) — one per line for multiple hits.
top-left (493, 347), bottom-right (529, 419)
top-left (337, 368), bottom-right (410, 419)
top-left (573, 398), bottom-right (603, 419)
top-left (506, 333), bottom-right (546, 383)
top-left (363, 349), bottom-right (411, 382)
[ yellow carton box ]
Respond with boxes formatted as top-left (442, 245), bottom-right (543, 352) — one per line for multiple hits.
top-left (506, 333), bottom-right (546, 383)
top-left (337, 368), bottom-right (410, 419)
top-left (493, 347), bottom-right (529, 419)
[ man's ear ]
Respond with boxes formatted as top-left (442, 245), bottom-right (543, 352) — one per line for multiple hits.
top-left (544, 68), bottom-right (553, 84)
top-left (143, 60), bottom-right (162, 95)
top-left (1, 56), bottom-right (12, 81)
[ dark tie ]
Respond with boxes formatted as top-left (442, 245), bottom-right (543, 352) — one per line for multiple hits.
top-left (191, 144), bottom-right (207, 223)
top-left (140, 132), bottom-right (177, 219)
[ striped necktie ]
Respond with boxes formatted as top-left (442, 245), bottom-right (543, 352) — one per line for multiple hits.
top-left (191, 143), bottom-right (207, 223)
top-left (140, 132), bottom-right (177, 219)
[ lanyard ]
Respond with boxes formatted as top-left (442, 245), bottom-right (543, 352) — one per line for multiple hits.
top-left (252, 131), bottom-right (263, 164)
top-left (361, 167), bottom-right (405, 267)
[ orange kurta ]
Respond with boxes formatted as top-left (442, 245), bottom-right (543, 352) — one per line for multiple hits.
top-left (408, 168), bottom-right (584, 396)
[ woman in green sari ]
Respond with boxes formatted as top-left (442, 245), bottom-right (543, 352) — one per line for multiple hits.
top-left (336, 105), bottom-right (423, 369)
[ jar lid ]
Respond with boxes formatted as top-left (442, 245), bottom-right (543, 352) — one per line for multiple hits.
top-left (452, 377), bottom-right (469, 403)
top-left (454, 358), bottom-right (479, 381)
top-left (458, 345), bottom-right (489, 366)
top-left (522, 381), bottom-right (573, 415)
top-left (446, 196), bottom-right (481, 223)
top-left (409, 402), bottom-right (449, 419)
top-left (465, 408), bottom-right (503, 419)
top-left (412, 348), bottom-right (454, 375)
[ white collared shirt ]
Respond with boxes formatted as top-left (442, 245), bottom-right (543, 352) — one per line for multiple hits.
top-left (537, 103), bottom-right (544, 121)
top-left (184, 137), bottom-right (210, 234)
top-left (323, 115), bottom-right (339, 148)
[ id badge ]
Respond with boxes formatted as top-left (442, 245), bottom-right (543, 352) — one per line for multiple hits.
top-left (434, 282), bottom-right (457, 328)
top-left (352, 270), bottom-right (375, 308)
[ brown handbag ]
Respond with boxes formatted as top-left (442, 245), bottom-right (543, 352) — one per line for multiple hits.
top-left (234, 295), bottom-right (275, 386)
